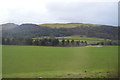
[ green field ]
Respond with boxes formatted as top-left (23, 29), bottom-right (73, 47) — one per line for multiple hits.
top-left (2, 45), bottom-right (118, 78)
top-left (40, 23), bottom-right (101, 28)
top-left (33, 35), bottom-right (109, 44)
top-left (56, 35), bottom-right (110, 44)
top-left (56, 35), bottom-right (105, 40)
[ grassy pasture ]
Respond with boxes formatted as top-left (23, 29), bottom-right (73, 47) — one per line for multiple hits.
top-left (40, 23), bottom-right (101, 28)
top-left (33, 35), bottom-right (110, 44)
top-left (2, 45), bottom-right (118, 78)
top-left (56, 35), bottom-right (104, 40)
top-left (56, 35), bottom-right (109, 44)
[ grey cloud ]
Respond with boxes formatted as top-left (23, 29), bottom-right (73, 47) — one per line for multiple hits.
top-left (0, 1), bottom-right (118, 26)
top-left (45, 2), bottom-right (118, 26)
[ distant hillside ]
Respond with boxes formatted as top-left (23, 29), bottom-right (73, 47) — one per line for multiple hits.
top-left (40, 23), bottom-right (113, 28)
top-left (2, 23), bottom-right (18, 30)
top-left (2, 23), bottom-right (119, 40)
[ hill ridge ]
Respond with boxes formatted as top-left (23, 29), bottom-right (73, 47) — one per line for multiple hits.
top-left (1, 23), bottom-right (119, 40)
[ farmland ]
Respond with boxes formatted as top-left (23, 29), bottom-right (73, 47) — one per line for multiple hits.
top-left (33, 35), bottom-right (110, 44)
top-left (2, 45), bottom-right (118, 78)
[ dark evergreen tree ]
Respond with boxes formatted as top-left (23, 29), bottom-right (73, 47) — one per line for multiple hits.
top-left (61, 39), bottom-right (65, 46)
top-left (66, 39), bottom-right (70, 45)
top-left (84, 41), bottom-right (87, 45)
top-left (71, 40), bottom-right (74, 46)
top-left (34, 39), bottom-right (39, 45)
top-left (76, 41), bottom-right (80, 46)
top-left (2, 38), bottom-right (5, 45)
top-left (26, 38), bottom-right (33, 45)
top-left (6, 38), bottom-right (10, 45)
top-left (100, 42), bottom-right (104, 45)
top-left (41, 39), bottom-right (46, 46)
top-left (81, 41), bottom-right (84, 44)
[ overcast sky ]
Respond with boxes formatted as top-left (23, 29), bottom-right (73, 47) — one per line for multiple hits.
top-left (0, 0), bottom-right (119, 26)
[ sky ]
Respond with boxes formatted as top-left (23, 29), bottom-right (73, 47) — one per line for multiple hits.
top-left (0, 0), bottom-right (119, 26)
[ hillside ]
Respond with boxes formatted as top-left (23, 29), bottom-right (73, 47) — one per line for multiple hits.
top-left (2, 23), bottom-right (19, 30)
top-left (2, 23), bottom-right (119, 40)
top-left (40, 23), bottom-right (114, 28)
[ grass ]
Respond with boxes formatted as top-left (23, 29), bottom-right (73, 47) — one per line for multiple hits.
top-left (40, 23), bottom-right (102, 28)
top-left (56, 35), bottom-right (105, 40)
top-left (56, 35), bottom-right (108, 44)
top-left (2, 45), bottom-right (118, 78)
top-left (33, 35), bottom-right (110, 44)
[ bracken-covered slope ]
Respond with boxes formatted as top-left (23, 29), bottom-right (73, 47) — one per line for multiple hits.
top-left (40, 23), bottom-right (108, 28)
top-left (2, 23), bottom-right (119, 40)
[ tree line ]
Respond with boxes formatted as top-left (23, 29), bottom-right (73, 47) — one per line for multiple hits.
top-left (2, 38), bottom-right (119, 46)
top-left (32, 39), bottom-right (88, 46)
top-left (2, 38), bottom-right (87, 46)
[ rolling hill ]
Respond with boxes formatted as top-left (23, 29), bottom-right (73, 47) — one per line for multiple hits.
top-left (2, 23), bottom-right (119, 40)
top-left (41, 23), bottom-right (108, 28)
